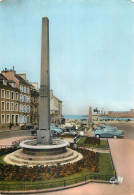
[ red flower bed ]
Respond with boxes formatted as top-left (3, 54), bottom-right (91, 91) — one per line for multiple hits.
top-left (0, 148), bottom-right (99, 181)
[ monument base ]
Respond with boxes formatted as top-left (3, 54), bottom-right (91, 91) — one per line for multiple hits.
top-left (37, 130), bottom-right (52, 145)
top-left (4, 139), bottom-right (83, 166)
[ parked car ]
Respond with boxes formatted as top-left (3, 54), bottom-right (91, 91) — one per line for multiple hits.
top-left (50, 126), bottom-right (63, 134)
top-left (21, 124), bottom-right (34, 130)
top-left (31, 126), bottom-right (63, 137)
top-left (94, 127), bottom-right (124, 138)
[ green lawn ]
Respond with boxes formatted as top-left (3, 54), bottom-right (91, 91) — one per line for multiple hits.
top-left (0, 155), bottom-right (7, 164)
top-left (77, 137), bottom-right (108, 148)
top-left (0, 153), bottom-right (114, 191)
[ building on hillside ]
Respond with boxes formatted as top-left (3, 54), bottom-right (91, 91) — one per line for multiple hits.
top-left (0, 73), bottom-right (20, 128)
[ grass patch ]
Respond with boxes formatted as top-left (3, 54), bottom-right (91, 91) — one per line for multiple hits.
top-left (0, 153), bottom-right (114, 191)
top-left (0, 155), bottom-right (7, 164)
top-left (77, 137), bottom-right (108, 148)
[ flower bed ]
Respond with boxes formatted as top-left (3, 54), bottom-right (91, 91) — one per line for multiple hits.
top-left (0, 148), bottom-right (99, 182)
top-left (84, 137), bottom-right (100, 145)
top-left (77, 137), bottom-right (108, 148)
top-left (0, 147), bottom-right (17, 156)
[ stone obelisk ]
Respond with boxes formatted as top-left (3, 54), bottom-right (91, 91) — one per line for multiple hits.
top-left (88, 107), bottom-right (92, 126)
top-left (37, 17), bottom-right (51, 145)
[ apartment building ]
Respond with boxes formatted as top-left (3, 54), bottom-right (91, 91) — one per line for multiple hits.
top-left (1, 68), bottom-right (31, 126)
top-left (0, 74), bottom-right (20, 128)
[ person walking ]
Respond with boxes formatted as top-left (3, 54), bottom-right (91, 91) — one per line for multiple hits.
top-left (9, 123), bottom-right (12, 130)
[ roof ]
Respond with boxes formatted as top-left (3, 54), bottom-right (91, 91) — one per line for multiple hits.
top-left (15, 74), bottom-right (31, 86)
top-left (0, 74), bottom-right (19, 91)
top-left (53, 95), bottom-right (62, 102)
top-left (0, 74), bottom-right (8, 80)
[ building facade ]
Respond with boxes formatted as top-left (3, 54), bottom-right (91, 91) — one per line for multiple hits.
top-left (0, 74), bottom-right (20, 128)
top-left (50, 90), bottom-right (63, 124)
top-left (1, 68), bottom-right (31, 127)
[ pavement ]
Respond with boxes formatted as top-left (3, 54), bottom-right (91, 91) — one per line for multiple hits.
top-left (0, 126), bottom-right (20, 133)
top-left (0, 136), bottom-right (32, 146)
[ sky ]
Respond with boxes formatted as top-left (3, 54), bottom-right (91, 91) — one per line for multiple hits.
top-left (0, 0), bottom-right (134, 115)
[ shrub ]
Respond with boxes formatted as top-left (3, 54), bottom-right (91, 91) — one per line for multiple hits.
top-left (84, 137), bottom-right (100, 145)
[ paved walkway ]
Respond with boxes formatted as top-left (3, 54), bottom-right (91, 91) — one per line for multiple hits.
top-left (0, 126), bottom-right (20, 133)
top-left (0, 136), bottom-right (32, 146)
top-left (43, 139), bottom-right (134, 195)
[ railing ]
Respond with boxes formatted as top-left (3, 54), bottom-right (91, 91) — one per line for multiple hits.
top-left (0, 173), bottom-right (113, 191)
top-left (107, 140), bottom-right (117, 178)
top-left (74, 134), bottom-right (81, 144)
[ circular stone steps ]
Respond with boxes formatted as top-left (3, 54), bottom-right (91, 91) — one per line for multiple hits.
top-left (4, 148), bottom-right (83, 167)
top-left (13, 148), bottom-right (74, 161)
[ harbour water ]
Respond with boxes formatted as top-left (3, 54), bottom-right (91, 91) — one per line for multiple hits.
top-left (63, 115), bottom-right (134, 121)
top-left (63, 115), bottom-right (88, 120)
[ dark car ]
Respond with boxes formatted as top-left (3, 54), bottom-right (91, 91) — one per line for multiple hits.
top-left (21, 124), bottom-right (34, 130)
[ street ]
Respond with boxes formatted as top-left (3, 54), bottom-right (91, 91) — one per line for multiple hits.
top-left (108, 122), bottom-right (134, 140)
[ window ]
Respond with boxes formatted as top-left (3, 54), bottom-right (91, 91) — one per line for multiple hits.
top-left (3, 80), bottom-right (7, 86)
top-left (12, 83), bottom-right (15, 88)
top-left (1, 101), bottom-right (5, 111)
top-left (20, 94), bottom-right (23, 102)
top-left (19, 104), bottom-right (23, 112)
top-left (24, 116), bottom-right (27, 123)
top-left (27, 88), bottom-right (29, 94)
top-left (15, 92), bottom-right (18, 100)
top-left (19, 115), bottom-right (22, 123)
top-left (27, 115), bottom-right (30, 123)
top-left (27, 96), bottom-right (30, 103)
top-left (27, 105), bottom-right (30, 113)
top-left (1, 114), bottom-right (5, 124)
top-left (24, 95), bottom-right (26, 102)
top-left (1, 89), bottom-right (5, 98)
top-left (20, 85), bottom-right (23, 92)
top-left (11, 102), bottom-right (14, 111)
top-left (6, 102), bottom-right (10, 111)
top-left (15, 103), bottom-right (18, 111)
top-left (6, 114), bottom-right (10, 123)
top-left (11, 91), bottom-right (14, 100)
top-left (24, 87), bottom-right (26, 93)
top-left (6, 90), bottom-right (10, 99)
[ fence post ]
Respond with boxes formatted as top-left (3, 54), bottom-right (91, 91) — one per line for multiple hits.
top-left (8, 184), bottom-right (10, 191)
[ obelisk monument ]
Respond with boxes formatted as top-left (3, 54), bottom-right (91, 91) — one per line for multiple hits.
top-left (37, 17), bottom-right (52, 145)
top-left (88, 107), bottom-right (92, 126)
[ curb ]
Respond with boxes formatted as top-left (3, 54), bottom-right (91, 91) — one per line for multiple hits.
top-left (0, 180), bottom-right (111, 195)
top-left (0, 129), bottom-right (20, 133)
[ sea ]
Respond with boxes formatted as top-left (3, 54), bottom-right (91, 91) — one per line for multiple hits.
top-left (63, 115), bottom-right (88, 120)
top-left (63, 115), bottom-right (134, 121)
